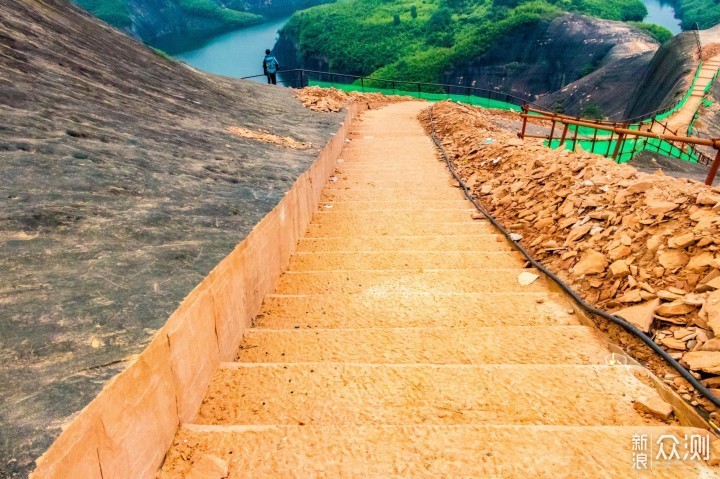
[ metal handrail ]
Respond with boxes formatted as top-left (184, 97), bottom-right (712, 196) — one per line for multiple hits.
top-left (694, 22), bottom-right (703, 58)
top-left (519, 106), bottom-right (720, 183)
top-left (247, 65), bottom-right (717, 171)
top-left (243, 66), bottom-right (710, 127)
top-left (242, 68), bottom-right (542, 108)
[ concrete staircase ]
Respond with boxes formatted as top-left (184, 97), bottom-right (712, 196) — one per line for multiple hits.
top-left (158, 103), bottom-right (715, 478)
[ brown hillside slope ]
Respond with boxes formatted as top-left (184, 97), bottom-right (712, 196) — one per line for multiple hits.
top-left (0, 1), bottom-right (342, 476)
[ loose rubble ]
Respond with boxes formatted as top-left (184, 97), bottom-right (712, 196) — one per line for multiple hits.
top-left (186, 454), bottom-right (229, 479)
top-left (634, 394), bottom-right (675, 420)
top-left (703, 43), bottom-right (720, 62)
top-left (423, 101), bottom-right (720, 415)
top-left (296, 86), bottom-right (413, 112)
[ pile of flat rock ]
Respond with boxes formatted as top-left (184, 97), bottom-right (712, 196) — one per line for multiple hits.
top-left (296, 86), bottom-right (412, 112)
top-left (426, 101), bottom-right (720, 412)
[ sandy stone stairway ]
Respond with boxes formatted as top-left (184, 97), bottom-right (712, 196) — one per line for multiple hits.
top-left (159, 103), bottom-right (716, 478)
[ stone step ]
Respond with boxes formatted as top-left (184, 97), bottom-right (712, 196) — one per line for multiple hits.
top-left (344, 139), bottom-right (433, 145)
top-left (326, 178), bottom-right (453, 189)
top-left (194, 364), bottom-right (660, 427)
top-left (335, 156), bottom-right (442, 163)
top-left (335, 161), bottom-right (446, 168)
top-left (316, 199), bottom-right (472, 211)
top-left (340, 152), bottom-right (435, 159)
top-left (306, 220), bottom-right (495, 237)
top-left (273, 269), bottom-right (545, 295)
top-left (312, 209), bottom-right (479, 225)
top-left (236, 326), bottom-right (610, 365)
top-left (334, 163), bottom-right (447, 170)
top-left (336, 163), bottom-right (446, 169)
top-left (321, 187), bottom-right (464, 201)
top-left (160, 424), bottom-right (714, 478)
top-left (296, 234), bottom-right (511, 252)
top-left (332, 174), bottom-right (452, 182)
top-left (288, 251), bottom-right (524, 270)
top-left (255, 292), bottom-right (580, 329)
top-left (329, 163), bottom-right (446, 170)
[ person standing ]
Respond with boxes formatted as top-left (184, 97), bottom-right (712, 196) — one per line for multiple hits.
top-left (262, 49), bottom-right (280, 85)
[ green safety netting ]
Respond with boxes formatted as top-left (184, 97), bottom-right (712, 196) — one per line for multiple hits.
top-left (549, 136), bottom-right (700, 164)
top-left (308, 80), bottom-right (523, 111)
top-left (309, 60), bottom-right (716, 165)
top-left (651, 61), bottom-right (704, 123)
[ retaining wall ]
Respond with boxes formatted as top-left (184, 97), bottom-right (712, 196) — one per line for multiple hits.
top-left (31, 103), bottom-right (365, 478)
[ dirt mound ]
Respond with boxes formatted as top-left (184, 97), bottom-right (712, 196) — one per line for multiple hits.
top-left (296, 86), bottom-right (413, 112)
top-left (225, 126), bottom-right (313, 150)
top-left (703, 43), bottom-right (720, 62)
top-left (424, 101), bottom-right (720, 415)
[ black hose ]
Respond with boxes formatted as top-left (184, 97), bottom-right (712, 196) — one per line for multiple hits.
top-left (427, 103), bottom-right (720, 423)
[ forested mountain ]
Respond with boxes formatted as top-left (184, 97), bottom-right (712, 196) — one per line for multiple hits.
top-left (672, 0), bottom-right (720, 29)
top-left (278, 0), bottom-right (661, 82)
top-left (72, 0), bottom-right (332, 44)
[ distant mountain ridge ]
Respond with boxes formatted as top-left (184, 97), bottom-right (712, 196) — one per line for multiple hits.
top-left (72, 0), bottom-right (333, 45)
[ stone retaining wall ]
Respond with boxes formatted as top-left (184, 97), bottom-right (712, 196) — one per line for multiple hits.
top-left (30, 103), bottom-right (365, 479)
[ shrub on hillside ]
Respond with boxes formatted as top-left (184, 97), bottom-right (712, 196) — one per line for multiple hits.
top-left (176, 0), bottom-right (261, 25)
top-left (629, 22), bottom-right (674, 43)
top-left (74, 0), bottom-right (131, 28)
top-left (674, 0), bottom-right (720, 30)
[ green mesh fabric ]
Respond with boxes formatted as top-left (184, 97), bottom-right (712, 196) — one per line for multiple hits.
top-left (309, 61), bottom-right (715, 165)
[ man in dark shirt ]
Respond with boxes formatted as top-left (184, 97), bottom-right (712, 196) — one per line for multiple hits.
top-left (262, 49), bottom-right (280, 85)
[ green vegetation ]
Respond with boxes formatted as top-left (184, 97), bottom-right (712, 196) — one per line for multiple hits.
top-left (175, 0), bottom-right (262, 26)
top-left (580, 102), bottom-right (604, 120)
top-left (73, 0), bottom-right (262, 31)
top-left (284, 0), bottom-right (650, 85)
top-left (74, 0), bottom-right (131, 28)
top-left (150, 47), bottom-right (175, 61)
top-left (671, 0), bottom-right (720, 29)
top-left (629, 22), bottom-right (674, 43)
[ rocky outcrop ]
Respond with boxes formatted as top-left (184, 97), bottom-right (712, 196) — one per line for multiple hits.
top-left (127, 0), bottom-right (230, 43)
top-left (624, 31), bottom-right (700, 118)
top-left (535, 43), bottom-right (657, 118)
top-left (0, 0), bottom-right (342, 476)
top-left (274, 27), bottom-right (329, 72)
top-left (73, 0), bottom-right (332, 46)
top-left (277, 12), bottom-right (661, 118)
top-left (242, 0), bottom-right (329, 18)
top-left (443, 14), bottom-right (658, 114)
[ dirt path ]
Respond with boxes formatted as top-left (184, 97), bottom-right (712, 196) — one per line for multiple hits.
top-left (654, 56), bottom-right (720, 135)
top-left (158, 102), bottom-right (715, 477)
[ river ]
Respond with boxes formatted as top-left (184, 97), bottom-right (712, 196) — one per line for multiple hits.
top-left (643, 0), bottom-right (682, 35)
top-left (171, 16), bottom-right (291, 82)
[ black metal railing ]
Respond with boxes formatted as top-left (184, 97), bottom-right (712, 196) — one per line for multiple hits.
top-left (243, 66), bottom-right (719, 180)
top-left (242, 68), bottom-right (539, 109)
top-left (244, 64), bottom-right (712, 126)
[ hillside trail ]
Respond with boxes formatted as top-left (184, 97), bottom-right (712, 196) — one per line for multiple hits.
top-left (158, 102), bottom-right (715, 478)
top-left (652, 55), bottom-right (720, 135)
